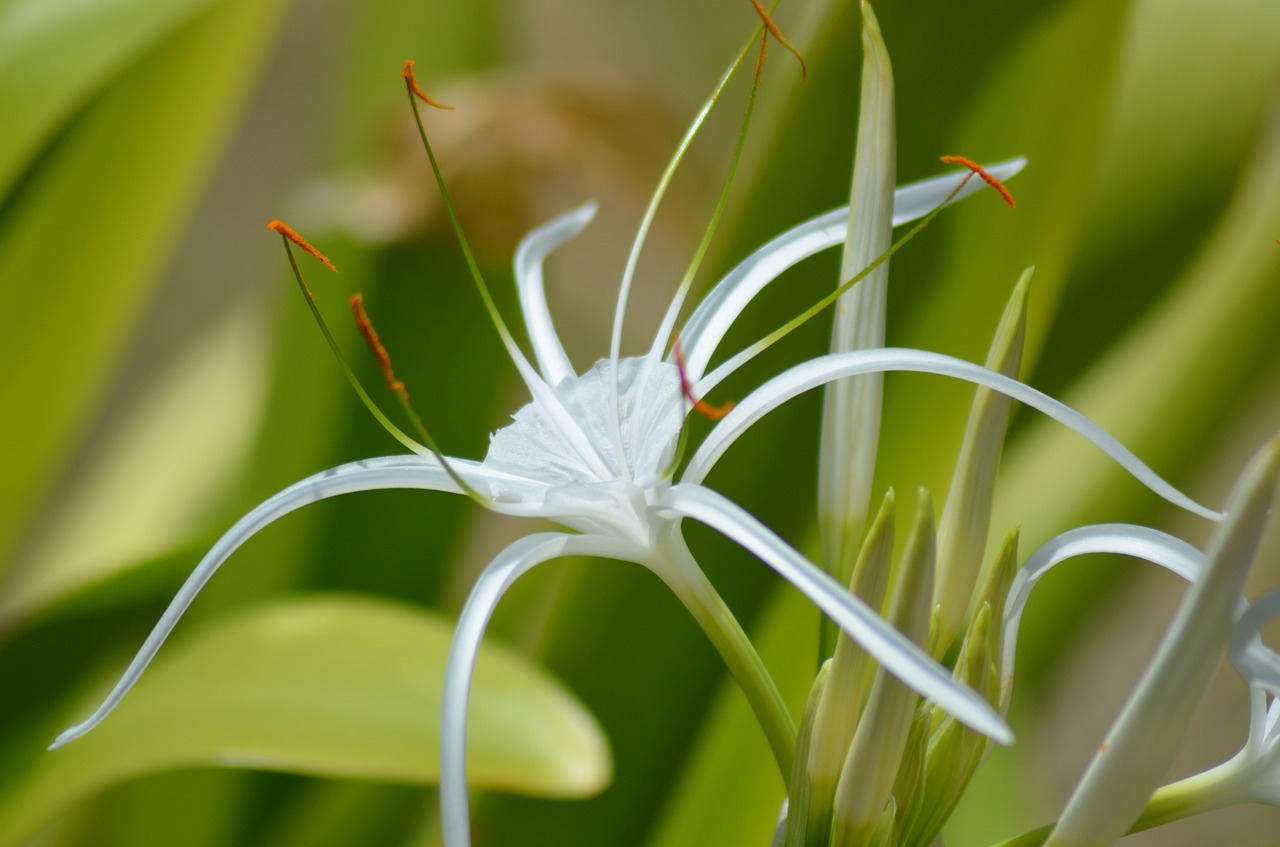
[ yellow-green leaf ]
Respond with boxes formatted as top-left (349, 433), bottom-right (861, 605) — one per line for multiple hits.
top-left (0, 595), bottom-right (610, 846)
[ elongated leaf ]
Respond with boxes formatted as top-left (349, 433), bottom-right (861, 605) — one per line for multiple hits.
top-left (0, 595), bottom-right (609, 846)
top-left (0, 0), bottom-right (291, 578)
top-left (0, 301), bottom-right (269, 629)
top-left (0, 0), bottom-right (219, 198)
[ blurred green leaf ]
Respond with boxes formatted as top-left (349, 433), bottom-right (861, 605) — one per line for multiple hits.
top-left (0, 0), bottom-right (291, 578)
top-left (0, 595), bottom-right (610, 846)
top-left (0, 300), bottom-right (269, 630)
top-left (0, 0), bottom-right (219, 198)
top-left (1086, 0), bottom-right (1280, 245)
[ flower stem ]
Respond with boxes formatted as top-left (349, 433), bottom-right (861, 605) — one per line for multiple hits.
top-left (659, 532), bottom-right (797, 779)
top-left (984, 761), bottom-right (1241, 847)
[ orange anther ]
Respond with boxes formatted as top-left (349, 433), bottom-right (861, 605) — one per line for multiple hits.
top-left (351, 293), bottom-right (410, 404)
top-left (401, 60), bottom-right (455, 110)
top-left (267, 219), bottom-right (338, 272)
top-left (674, 340), bottom-right (735, 421)
top-left (751, 1), bottom-right (808, 80)
top-left (754, 29), bottom-right (769, 81)
top-left (939, 156), bottom-right (1016, 209)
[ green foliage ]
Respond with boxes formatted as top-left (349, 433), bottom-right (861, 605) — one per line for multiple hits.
top-left (0, 596), bottom-right (607, 845)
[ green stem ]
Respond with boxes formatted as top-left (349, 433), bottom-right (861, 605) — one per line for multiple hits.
top-left (659, 533), bottom-right (796, 779)
top-left (984, 759), bottom-right (1244, 847)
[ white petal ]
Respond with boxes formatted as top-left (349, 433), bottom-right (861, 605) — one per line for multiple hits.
top-left (513, 203), bottom-right (596, 387)
top-left (683, 348), bottom-right (1220, 522)
top-left (656, 484), bottom-right (1012, 745)
top-left (1000, 524), bottom-right (1206, 712)
top-left (48, 455), bottom-right (492, 750)
top-left (441, 532), bottom-right (641, 847)
top-left (484, 358), bottom-right (682, 489)
top-left (1230, 588), bottom-right (1280, 699)
top-left (674, 159), bottom-right (1026, 382)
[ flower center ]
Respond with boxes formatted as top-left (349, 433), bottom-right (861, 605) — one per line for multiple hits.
top-left (484, 357), bottom-right (683, 491)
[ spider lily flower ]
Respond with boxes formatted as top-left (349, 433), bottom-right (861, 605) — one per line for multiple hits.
top-left (1040, 437), bottom-right (1278, 847)
top-left (1111, 582), bottom-right (1280, 829)
top-left (1105, 589), bottom-right (1280, 834)
top-left (45, 171), bottom-right (1216, 838)
top-left (47, 20), bottom-right (1225, 847)
top-left (983, 436), bottom-right (1280, 847)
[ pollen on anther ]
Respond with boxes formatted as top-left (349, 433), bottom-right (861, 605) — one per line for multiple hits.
top-left (674, 339), bottom-right (735, 421)
top-left (939, 156), bottom-right (1016, 208)
top-left (351, 293), bottom-right (410, 404)
top-left (753, 30), bottom-right (769, 81)
top-left (267, 219), bottom-right (338, 272)
top-left (751, 0), bottom-right (808, 80)
top-left (401, 60), bottom-right (455, 110)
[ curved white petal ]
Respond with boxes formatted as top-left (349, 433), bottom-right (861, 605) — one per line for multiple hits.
top-left (1000, 524), bottom-right (1206, 711)
top-left (441, 532), bottom-right (641, 847)
top-left (673, 158), bottom-right (1027, 381)
top-left (514, 202), bottom-right (597, 387)
top-left (656, 484), bottom-right (1012, 745)
top-left (483, 357), bottom-right (681, 493)
top-left (1231, 588), bottom-right (1280, 699)
top-left (683, 348), bottom-right (1220, 522)
top-left (49, 455), bottom-right (515, 750)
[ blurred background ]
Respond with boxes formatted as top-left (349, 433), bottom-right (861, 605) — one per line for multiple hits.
top-left (2, 0), bottom-right (1279, 845)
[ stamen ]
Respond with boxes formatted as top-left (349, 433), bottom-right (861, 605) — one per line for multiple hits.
top-left (401, 60), bottom-right (455, 110)
top-left (267, 223), bottom-right (489, 505)
top-left (267, 219), bottom-right (338, 273)
top-left (350, 293), bottom-right (409, 404)
top-left (751, 1), bottom-right (808, 80)
top-left (939, 156), bottom-right (1016, 208)
top-left (675, 339), bottom-right (735, 420)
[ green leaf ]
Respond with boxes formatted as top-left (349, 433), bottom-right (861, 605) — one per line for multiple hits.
top-left (0, 0), bottom-right (219, 198)
top-left (0, 301), bottom-right (269, 629)
top-left (0, 595), bottom-right (610, 846)
top-left (0, 0), bottom-right (291, 578)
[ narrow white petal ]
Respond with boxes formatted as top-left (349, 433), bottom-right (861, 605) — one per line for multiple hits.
top-left (1000, 524), bottom-right (1206, 712)
top-left (48, 456), bottom-right (491, 750)
top-left (684, 348), bottom-right (1220, 522)
top-left (674, 158), bottom-right (1026, 382)
top-left (513, 203), bottom-right (596, 387)
top-left (656, 484), bottom-right (1012, 745)
top-left (1230, 588), bottom-right (1280, 699)
top-left (441, 532), bottom-right (641, 847)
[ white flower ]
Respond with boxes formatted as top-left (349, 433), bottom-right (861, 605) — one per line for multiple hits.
top-left (991, 437), bottom-right (1277, 847)
top-left (1118, 593), bottom-right (1280, 829)
top-left (47, 149), bottom-right (1217, 847)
